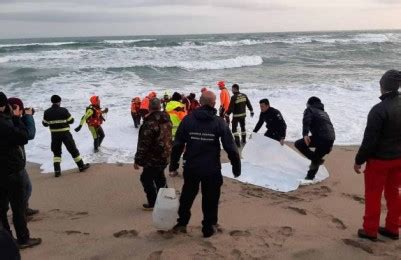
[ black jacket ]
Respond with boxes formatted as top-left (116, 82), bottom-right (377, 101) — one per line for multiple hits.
top-left (253, 107), bottom-right (287, 140)
top-left (226, 92), bottom-right (253, 118)
top-left (135, 111), bottom-right (173, 168)
top-left (43, 104), bottom-right (74, 133)
top-left (0, 110), bottom-right (28, 178)
top-left (302, 102), bottom-right (335, 141)
top-left (356, 91), bottom-right (401, 165)
top-left (169, 106), bottom-right (241, 176)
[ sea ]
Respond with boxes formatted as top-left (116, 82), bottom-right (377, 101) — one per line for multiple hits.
top-left (0, 30), bottom-right (400, 172)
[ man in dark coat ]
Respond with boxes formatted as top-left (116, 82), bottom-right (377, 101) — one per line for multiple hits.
top-left (294, 97), bottom-right (335, 180)
top-left (169, 91), bottom-right (241, 238)
top-left (354, 70), bottom-right (401, 241)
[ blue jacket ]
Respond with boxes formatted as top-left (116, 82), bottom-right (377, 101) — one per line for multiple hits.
top-left (169, 106), bottom-right (241, 177)
top-left (22, 114), bottom-right (36, 140)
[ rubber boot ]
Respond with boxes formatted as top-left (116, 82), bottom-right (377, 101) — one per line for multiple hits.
top-left (77, 160), bottom-right (90, 172)
top-left (54, 162), bottom-right (61, 177)
top-left (94, 138), bottom-right (99, 153)
top-left (234, 136), bottom-right (241, 148)
top-left (98, 134), bottom-right (105, 147)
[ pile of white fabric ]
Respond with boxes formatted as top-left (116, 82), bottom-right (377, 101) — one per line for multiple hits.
top-left (222, 133), bottom-right (330, 192)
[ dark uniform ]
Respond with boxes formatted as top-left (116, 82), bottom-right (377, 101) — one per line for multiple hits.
top-left (42, 103), bottom-right (87, 177)
top-left (294, 98), bottom-right (335, 180)
top-left (253, 107), bottom-right (287, 142)
top-left (226, 92), bottom-right (253, 146)
top-left (170, 105), bottom-right (241, 237)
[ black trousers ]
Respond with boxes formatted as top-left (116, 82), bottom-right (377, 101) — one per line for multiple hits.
top-left (51, 132), bottom-right (81, 161)
top-left (177, 170), bottom-right (223, 228)
top-left (294, 136), bottom-right (334, 163)
top-left (93, 126), bottom-right (105, 150)
top-left (140, 167), bottom-right (167, 206)
top-left (265, 131), bottom-right (281, 142)
top-left (131, 112), bottom-right (141, 128)
top-left (0, 227), bottom-right (20, 260)
top-left (0, 172), bottom-right (30, 244)
top-left (232, 117), bottom-right (246, 139)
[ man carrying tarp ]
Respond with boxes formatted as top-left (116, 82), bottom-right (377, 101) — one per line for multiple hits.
top-left (226, 84), bottom-right (254, 147)
top-left (294, 97), bottom-right (335, 180)
top-left (354, 70), bottom-right (401, 241)
top-left (169, 91), bottom-right (241, 238)
top-left (253, 98), bottom-right (286, 145)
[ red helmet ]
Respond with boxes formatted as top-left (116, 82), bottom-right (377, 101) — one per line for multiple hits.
top-left (217, 81), bottom-right (225, 89)
top-left (90, 96), bottom-right (100, 106)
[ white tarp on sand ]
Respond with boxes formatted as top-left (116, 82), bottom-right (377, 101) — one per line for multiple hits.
top-left (222, 133), bottom-right (330, 192)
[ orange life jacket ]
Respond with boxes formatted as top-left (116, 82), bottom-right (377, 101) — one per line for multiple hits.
top-left (87, 106), bottom-right (104, 128)
top-left (220, 88), bottom-right (230, 111)
top-left (140, 97), bottom-right (150, 110)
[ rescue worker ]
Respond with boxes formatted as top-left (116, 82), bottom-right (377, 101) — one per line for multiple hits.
top-left (7, 98), bottom-right (39, 217)
top-left (166, 92), bottom-right (187, 138)
top-left (253, 99), bottom-right (287, 145)
top-left (226, 84), bottom-right (254, 147)
top-left (354, 70), bottom-right (401, 241)
top-left (43, 95), bottom-right (90, 177)
top-left (134, 98), bottom-right (173, 210)
top-left (170, 91), bottom-right (241, 238)
top-left (161, 93), bottom-right (170, 111)
top-left (139, 91), bottom-right (157, 119)
top-left (294, 97), bottom-right (335, 180)
top-left (75, 96), bottom-right (108, 153)
top-left (131, 97), bottom-right (141, 128)
top-left (0, 92), bottom-right (42, 249)
top-left (217, 81), bottom-right (231, 124)
top-left (187, 93), bottom-right (200, 114)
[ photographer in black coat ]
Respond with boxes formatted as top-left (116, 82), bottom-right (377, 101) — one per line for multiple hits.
top-left (295, 97), bottom-right (335, 180)
top-left (0, 92), bottom-right (41, 249)
top-left (169, 91), bottom-right (241, 238)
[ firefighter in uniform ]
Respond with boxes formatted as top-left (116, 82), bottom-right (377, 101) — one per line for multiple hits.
top-left (226, 84), bottom-right (254, 147)
top-left (42, 95), bottom-right (90, 177)
top-left (75, 96), bottom-right (108, 152)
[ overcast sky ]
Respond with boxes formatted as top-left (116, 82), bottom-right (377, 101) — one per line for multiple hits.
top-left (0, 0), bottom-right (400, 39)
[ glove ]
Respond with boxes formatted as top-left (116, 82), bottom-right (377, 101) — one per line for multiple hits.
top-left (250, 111), bottom-right (254, 117)
top-left (232, 163), bottom-right (241, 178)
top-left (74, 125), bottom-right (82, 132)
top-left (103, 108), bottom-right (109, 113)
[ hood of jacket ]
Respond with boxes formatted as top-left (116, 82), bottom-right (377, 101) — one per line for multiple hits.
top-left (192, 105), bottom-right (217, 121)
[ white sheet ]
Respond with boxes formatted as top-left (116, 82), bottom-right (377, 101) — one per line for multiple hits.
top-left (222, 133), bottom-right (330, 192)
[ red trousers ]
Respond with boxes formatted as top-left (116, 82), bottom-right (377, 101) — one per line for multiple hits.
top-left (363, 158), bottom-right (401, 236)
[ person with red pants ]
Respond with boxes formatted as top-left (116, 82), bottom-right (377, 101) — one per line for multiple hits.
top-left (354, 69), bottom-right (401, 241)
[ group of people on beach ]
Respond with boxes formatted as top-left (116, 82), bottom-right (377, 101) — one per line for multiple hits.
top-left (1, 70), bottom-right (401, 256)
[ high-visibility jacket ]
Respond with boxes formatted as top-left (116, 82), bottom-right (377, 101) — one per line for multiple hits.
top-left (79, 105), bottom-right (105, 128)
top-left (220, 88), bottom-right (230, 112)
top-left (166, 101), bottom-right (187, 137)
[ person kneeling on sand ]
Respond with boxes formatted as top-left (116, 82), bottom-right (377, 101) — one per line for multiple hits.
top-left (169, 91), bottom-right (241, 238)
top-left (294, 97), bottom-right (335, 180)
top-left (354, 69), bottom-right (401, 241)
top-left (134, 98), bottom-right (173, 210)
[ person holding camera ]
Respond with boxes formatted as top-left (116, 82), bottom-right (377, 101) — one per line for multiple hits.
top-left (43, 95), bottom-right (90, 177)
top-left (7, 98), bottom-right (39, 217)
top-left (169, 91), bottom-right (241, 238)
top-left (0, 92), bottom-right (41, 249)
top-left (75, 96), bottom-right (108, 153)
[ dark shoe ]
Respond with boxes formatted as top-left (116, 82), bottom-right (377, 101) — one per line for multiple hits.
top-left (357, 229), bottom-right (377, 241)
top-left (55, 171), bottom-right (61, 178)
top-left (378, 227), bottom-right (399, 240)
top-left (79, 163), bottom-right (90, 172)
top-left (54, 162), bottom-right (61, 177)
top-left (305, 169), bottom-right (318, 180)
top-left (172, 224), bottom-right (187, 234)
top-left (202, 226), bottom-right (217, 238)
top-left (142, 204), bottom-right (154, 211)
top-left (26, 208), bottom-right (39, 216)
top-left (19, 238), bottom-right (42, 249)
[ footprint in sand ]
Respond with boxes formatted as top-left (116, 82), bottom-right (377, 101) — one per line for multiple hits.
top-left (342, 239), bottom-right (374, 254)
top-left (113, 229), bottom-right (139, 238)
top-left (287, 206), bottom-right (307, 215)
top-left (231, 249), bottom-right (243, 259)
top-left (331, 218), bottom-right (347, 230)
top-left (65, 230), bottom-right (90, 235)
top-left (148, 250), bottom-right (163, 260)
top-left (229, 230), bottom-right (251, 237)
top-left (278, 226), bottom-right (294, 237)
top-left (342, 193), bottom-right (365, 204)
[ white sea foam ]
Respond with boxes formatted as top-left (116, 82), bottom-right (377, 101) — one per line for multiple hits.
top-left (0, 42), bottom-right (77, 48)
top-left (103, 39), bottom-right (156, 44)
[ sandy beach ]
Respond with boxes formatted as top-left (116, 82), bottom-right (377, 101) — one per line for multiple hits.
top-left (19, 145), bottom-right (401, 259)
